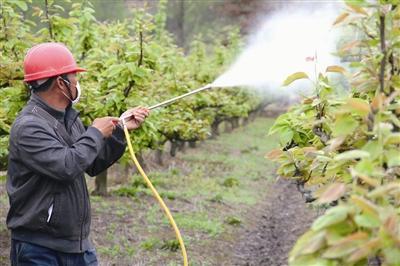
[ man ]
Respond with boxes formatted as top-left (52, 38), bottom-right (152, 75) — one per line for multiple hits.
top-left (6, 42), bottom-right (149, 265)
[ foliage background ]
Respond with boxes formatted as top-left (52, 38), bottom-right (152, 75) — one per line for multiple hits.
top-left (0, 0), bottom-right (264, 170)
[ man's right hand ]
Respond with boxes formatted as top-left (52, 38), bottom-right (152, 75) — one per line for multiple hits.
top-left (92, 117), bottom-right (119, 138)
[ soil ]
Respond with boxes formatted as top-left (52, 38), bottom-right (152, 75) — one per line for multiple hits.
top-left (0, 179), bottom-right (316, 266)
top-left (231, 179), bottom-right (317, 266)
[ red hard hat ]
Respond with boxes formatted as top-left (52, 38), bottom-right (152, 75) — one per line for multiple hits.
top-left (24, 42), bottom-right (86, 82)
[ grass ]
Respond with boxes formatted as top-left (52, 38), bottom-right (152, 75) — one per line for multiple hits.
top-left (169, 212), bottom-right (224, 237)
top-left (224, 216), bottom-right (242, 226)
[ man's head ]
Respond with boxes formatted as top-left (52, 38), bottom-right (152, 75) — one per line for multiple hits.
top-left (23, 43), bottom-right (85, 107)
top-left (28, 73), bottom-right (80, 105)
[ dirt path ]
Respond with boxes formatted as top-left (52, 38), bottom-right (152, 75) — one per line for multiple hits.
top-left (232, 179), bottom-right (317, 266)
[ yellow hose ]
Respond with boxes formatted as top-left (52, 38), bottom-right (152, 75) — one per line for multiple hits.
top-left (122, 124), bottom-right (188, 266)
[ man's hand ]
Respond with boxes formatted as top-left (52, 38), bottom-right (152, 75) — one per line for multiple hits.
top-left (92, 117), bottom-right (119, 138)
top-left (120, 107), bottom-right (150, 130)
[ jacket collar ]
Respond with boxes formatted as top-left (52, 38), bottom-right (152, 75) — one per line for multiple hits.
top-left (29, 92), bottom-right (65, 121)
top-left (29, 93), bottom-right (80, 130)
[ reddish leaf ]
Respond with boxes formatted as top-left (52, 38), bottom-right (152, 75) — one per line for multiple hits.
top-left (347, 238), bottom-right (381, 263)
top-left (346, 98), bottom-right (370, 116)
top-left (265, 149), bottom-right (283, 160)
top-left (351, 195), bottom-right (379, 219)
top-left (340, 40), bottom-right (361, 53)
top-left (326, 65), bottom-right (347, 74)
top-left (346, 3), bottom-right (368, 16)
top-left (318, 183), bottom-right (346, 204)
top-left (333, 12), bottom-right (350, 26)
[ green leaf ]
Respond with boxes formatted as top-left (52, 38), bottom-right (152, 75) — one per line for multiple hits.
top-left (107, 65), bottom-right (124, 77)
top-left (126, 63), bottom-right (137, 77)
top-left (334, 150), bottom-right (370, 161)
top-left (354, 213), bottom-right (380, 228)
top-left (280, 127), bottom-right (294, 146)
top-left (312, 206), bottom-right (350, 231)
top-left (383, 247), bottom-right (400, 265)
top-left (355, 159), bottom-right (375, 176)
top-left (386, 149), bottom-right (400, 167)
top-left (385, 133), bottom-right (400, 145)
top-left (361, 141), bottom-right (381, 160)
top-left (269, 114), bottom-right (290, 135)
top-left (134, 67), bottom-right (147, 78)
top-left (282, 72), bottom-right (309, 86)
top-left (15, 1), bottom-right (28, 11)
top-left (325, 221), bottom-right (356, 245)
top-left (332, 115), bottom-right (359, 137)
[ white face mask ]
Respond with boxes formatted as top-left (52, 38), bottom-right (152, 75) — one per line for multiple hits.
top-left (61, 79), bottom-right (81, 105)
top-left (71, 81), bottom-right (81, 104)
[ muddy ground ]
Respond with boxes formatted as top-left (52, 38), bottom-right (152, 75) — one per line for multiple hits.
top-left (232, 179), bottom-right (316, 266)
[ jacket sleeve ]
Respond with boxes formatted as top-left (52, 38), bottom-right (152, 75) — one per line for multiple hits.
top-left (17, 119), bottom-right (106, 183)
top-left (85, 125), bottom-right (127, 177)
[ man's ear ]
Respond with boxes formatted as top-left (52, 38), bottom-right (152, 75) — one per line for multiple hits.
top-left (50, 77), bottom-right (62, 94)
top-left (55, 77), bottom-right (66, 90)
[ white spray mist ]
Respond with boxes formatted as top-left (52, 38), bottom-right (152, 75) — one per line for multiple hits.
top-left (211, 3), bottom-right (344, 96)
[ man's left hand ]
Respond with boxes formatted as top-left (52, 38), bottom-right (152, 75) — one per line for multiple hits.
top-left (120, 107), bottom-right (150, 130)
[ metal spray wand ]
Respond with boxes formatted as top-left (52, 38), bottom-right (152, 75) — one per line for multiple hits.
top-left (148, 83), bottom-right (212, 110)
top-left (120, 83), bottom-right (212, 122)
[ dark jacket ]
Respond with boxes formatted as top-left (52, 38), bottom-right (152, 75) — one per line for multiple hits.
top-left (6, 93), bottom-right (126, 253)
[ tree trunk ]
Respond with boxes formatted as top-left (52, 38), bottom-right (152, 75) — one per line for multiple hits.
top-left (177, 140), bottom-right (186, 153)
top-left (170, 141), bottom-right (178, 157)
top-left (231, 117), bottom-right (239, 129)
top-left (124, 164), bottom-right (131, 184)
top-left (224, 120), bottom-right (233, 133)
top-left (249, 111), bottom-right (256, 121)
top-left (189, 140), bottom-right (196, 148)
top-left (242, 117), bottom-right (249, 126)
top-left (211, 120), bottom-right (220, 137)
top-left (155, 149), bottom-right (163, 166)
top-left (93, 169), bottom-right (108, 196)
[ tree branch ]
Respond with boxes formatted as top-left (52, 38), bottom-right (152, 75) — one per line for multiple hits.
top-left (123, 80), bottom-right (135, 98)
top-left (124, 30), bottom-right (143, 97)
top-left (1, 5), bottom-right (7, 41)
top-left (44, 0), bottom-right (53, 39)
top-left (138, 30), bottom-right (143, 67)
top-left (379, 13), bottom-right (386, 93)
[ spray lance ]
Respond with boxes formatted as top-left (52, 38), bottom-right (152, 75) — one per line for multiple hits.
top-left (120, 83), bottom-right (212, 121)
top-left (119, 83), bottom-right (213, 266)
